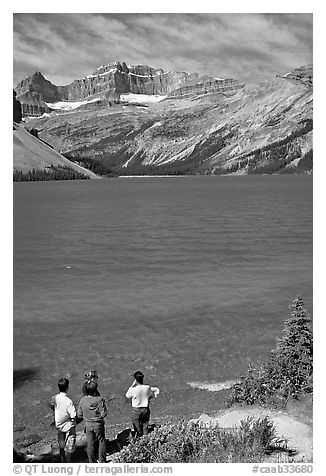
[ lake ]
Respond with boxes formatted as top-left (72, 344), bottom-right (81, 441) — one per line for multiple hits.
top-left (13, 175), bottom-right (313, 432)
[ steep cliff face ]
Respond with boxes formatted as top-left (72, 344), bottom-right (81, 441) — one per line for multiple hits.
top-left (57, 64), bottom-right (125, 100)
top-left (14, 61), bottom-right (242, 115)
top-left (125, 64), bottom-right (202, 95)
top-left (27, 65), bottom-right (312, 175)
top-left (168, 78), bottom-right (245, 98)
top-left (70, 62), bottom-right (205, 98)
top-left (13, 90), bottom-right (22, 122)
top-left (17, 90), bottom-right (51, 117)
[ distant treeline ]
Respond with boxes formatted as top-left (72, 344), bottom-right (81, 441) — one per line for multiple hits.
top-left (65, 146), bottom-right (313, 177)
top-left (248, 149), bottom-right (313, 175)
top-left (13, 165), bottom-right (90, 182)
top-left (247, 119), bottom-right (312, 174)
top-left (116, 159), bottom-right (204, 176)
top-left (121, 148), bottom-right (313, 176)
top-left (219, 119), bottom-right (313, 175)
top-left (63, 154), bottom-right (118, 177)
top-left (64, 152), bottom-right (202, 176)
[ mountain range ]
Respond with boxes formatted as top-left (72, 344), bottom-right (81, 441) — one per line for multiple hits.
top-left (13, 62), bottom-right (313, 177)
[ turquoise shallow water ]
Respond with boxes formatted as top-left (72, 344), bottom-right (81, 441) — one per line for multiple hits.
top-left (13, 175), bottom-right (312, 430)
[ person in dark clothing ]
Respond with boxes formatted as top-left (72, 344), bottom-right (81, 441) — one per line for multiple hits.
top-left (82, 370), bottom-right (100, 396)
top-left (77, 381), bottom-right (107, 463)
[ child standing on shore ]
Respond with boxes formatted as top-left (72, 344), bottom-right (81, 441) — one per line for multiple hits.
top-left (82, 370), bottom-right (100, 396)
top-left (77, 381), bottom-right (107, 463)
top-left (50, 378), bottom-right (77, 463)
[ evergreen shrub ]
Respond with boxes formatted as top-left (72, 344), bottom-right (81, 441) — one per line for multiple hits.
top-left (112, 416), bottom-right (285, 463)
top-left (227, 296), bottom-right (313, 407)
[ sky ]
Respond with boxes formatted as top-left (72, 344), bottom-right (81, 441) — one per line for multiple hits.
top-left (13, 12), bottom-right (313, 87)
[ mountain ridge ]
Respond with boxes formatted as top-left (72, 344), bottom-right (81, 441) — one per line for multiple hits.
top-left (14, 63), bottom-right (313, 176)
top-left (14, 61), bottom-right (245, 117)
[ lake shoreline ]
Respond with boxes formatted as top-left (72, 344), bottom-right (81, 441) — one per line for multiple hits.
top-left (14, 385), bottom-right (232, 457)
top-left (14, 389), bottom-right (313, 463)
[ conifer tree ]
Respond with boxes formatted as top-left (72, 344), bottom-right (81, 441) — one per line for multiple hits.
top-left (272, 295), bottom-right (313, 395)
top-left (277, 296), bottom-right (312, 353)
top-left (228, 295), bottom-right (313, 406)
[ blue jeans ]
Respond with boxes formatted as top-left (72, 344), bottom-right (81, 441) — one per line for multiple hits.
top-left (132, 407), bottom-right (150, 437)
top-left (85, 422), bottom-right (106, 463)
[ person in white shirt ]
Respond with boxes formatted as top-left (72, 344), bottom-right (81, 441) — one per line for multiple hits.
top-left (125, 371), bottom-right (157, 437)
top-left (50, 378), bottom-right (77, 462)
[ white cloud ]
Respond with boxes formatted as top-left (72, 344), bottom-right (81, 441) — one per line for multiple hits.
top-left (13, 13), bottom-right (312, 87)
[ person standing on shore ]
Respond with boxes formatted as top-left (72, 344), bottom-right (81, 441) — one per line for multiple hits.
top-left (125, 371), bottom-right (159, 437)
top-left (50, 378), bottom-right (77, 463)
top-left (82, 370), bottom-right (100, 396)
top-left (77, 381), bottom-right (107, 463)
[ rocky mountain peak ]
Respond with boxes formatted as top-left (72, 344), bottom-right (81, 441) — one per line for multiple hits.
top-left (116, 61), bottom-right (129, 74)
top-left (16, 71), bottom-right (60, 103)
top-left (32, 71), bottom-right (45, 79)
top-left (277, 64), bottom-right (313, 89)
top-left (17, 62), bottom-right (313, 119)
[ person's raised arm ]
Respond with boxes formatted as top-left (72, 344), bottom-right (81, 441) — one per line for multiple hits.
top-left (148, 386), bottom-right (155, 400)
top-left (125, 379), bottom-right (137, 398)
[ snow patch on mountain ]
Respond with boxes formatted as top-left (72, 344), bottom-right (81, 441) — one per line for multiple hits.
top-left (86, 69), bottom-right (117, 78)
top-left (45, 98), bottom-right (101, 111)
top-left (147, 121), bottom-right (162, 130)
top-left (84, 68), bottom-right (171, 80)
top-left (159, 144), bottom-right (197, 164)
top-left (122, 149), bottom-right (143, 168)
top-left (206, 123), bottom-right (227, 134)
top-left (120, 93), bottom-right (167, 104)
top-left (128, 71), bottom-right (170, 78)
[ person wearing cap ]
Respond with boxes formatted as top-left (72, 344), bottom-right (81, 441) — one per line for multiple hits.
top-left (125, 371), bottom-right (157, 437)
top-left (82, 370), bottom-right (100, 397)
